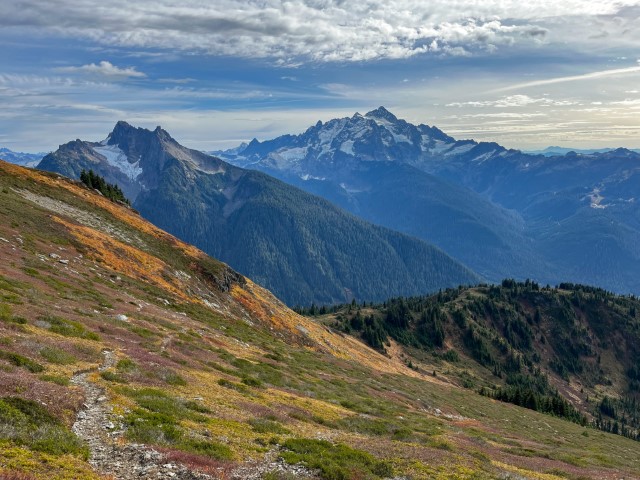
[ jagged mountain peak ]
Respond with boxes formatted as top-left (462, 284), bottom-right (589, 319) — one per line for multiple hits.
top-left (365, 106), bottom-right (398, 123)
top-left (106, 121), bottom-right (174, 147)
top-left (39, 121), bottom-right (229, 203)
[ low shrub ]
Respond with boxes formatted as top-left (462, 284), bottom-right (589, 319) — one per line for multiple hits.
top-left (280, 438), bottom-right (392, 480)
top-left (163, 371), bottom-right (187, 386)
top-left (217, 378), bottom-right (249, 393)
top-left (180, 439), bottom-right (233, 460)
top-left (100, 370), bottom-right (129, 384)
top-left (0, 350), bottom-right (44, 373)
top-left (0, 305), bottom-right (27, 326)
top-left (39, 315), bottom-right (100, 341)
top-left (184, 401), bottom-right (211, 414)
top-left (125, 408), bottom-right (183, 444)
top-left (241, 376), bottom-right (262, 388)
top-left (39, 374), bottom-right (69, 386)
top-left (116, 358), bottom-right (136, 372)
top-left (0, 397), bottom-right (88, 458)
top-left (39, 346), bottom-right (76, 365)
top-left (249, 418), bottom-right (290, 434)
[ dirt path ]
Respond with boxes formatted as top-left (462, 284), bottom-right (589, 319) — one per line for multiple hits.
top-left (71, 350), bottom-right (210, 480)
top-left (71, 350), bottom-right (316, 480)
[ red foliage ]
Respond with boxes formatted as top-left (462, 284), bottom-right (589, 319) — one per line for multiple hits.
top-left (0, 471), bottom-right (39, 480)
top-left (156, 447), bottom-right (234, 478)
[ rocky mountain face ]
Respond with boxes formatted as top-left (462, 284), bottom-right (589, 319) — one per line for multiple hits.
top-left (1, 160), bottom-right (639, 480)
top-left (37, 122), bottom-right (479, 306)
top-left (217, 107), bottom-right (640, 294)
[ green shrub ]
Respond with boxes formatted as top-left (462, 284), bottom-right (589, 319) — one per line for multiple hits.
top-left (0, 304), bottom-right (11, 321)
top-left (441, 350), bottom-right (459, 362)
top-left (125, 408), bottom-right (183, 444)
top-left (39, 314), bottom-right (100, 341)
top-left (184, 400), bottom-right (212, 414)
top-left (0, 350), bottom-right (44, 373)
top-left (122, 388), bottom-right (206, 422)
top-left (100, 370), bottom-right (129, 383)
top-left (116, 358), bottom-right (136, 371)
top-left (39, 374), bottom-right (69, 386)
top-left (129, 325), bottom-right (156, 339)
top-left (0, 397), bottom-right (88, 458)
top-left (39, 346), bottom-right (77, 365)
top-left (241, 376), bottom-right (262, 388)
top-left (0, 305), bottom-right (26, 325)
top-left (392, 427), bottom-right (413, 440)
top-left (181, 439), bottom-right (233, 460)
top-left (250, 418), bottom-right (290, 434)
top-left (217, 378), bottom-right (249, 393)
top-left (280, 438), bottom-right (392, 480)
top-left (335, 416), bottom-right (390, 436)
top-left (163, 370), bottom-right (187, 386)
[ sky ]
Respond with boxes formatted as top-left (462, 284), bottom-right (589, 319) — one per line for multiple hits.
top-left (1, 0), bottom-right (639, 152)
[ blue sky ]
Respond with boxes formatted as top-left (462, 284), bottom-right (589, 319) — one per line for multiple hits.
top-left (1, 0), bottom-right (639, 152)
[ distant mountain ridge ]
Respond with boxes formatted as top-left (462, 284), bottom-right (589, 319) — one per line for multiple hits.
top-left (217, 107), bottom-right (640, 295)
top-left (525, 146), bottom-right (640, 156)
top-left (37, 122), bottom-right (479, 305)
top-left (0, 147), bottom-right (45, 167)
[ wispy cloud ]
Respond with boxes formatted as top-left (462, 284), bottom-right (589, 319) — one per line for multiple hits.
top-left (447, 95), bottom-right (576, 108)
top-left (495, 65), bottom-right (640, 92)
top-left (55, 61), bottom-right (146, 79)
top-left (158, 77), bottom-right (196, 84)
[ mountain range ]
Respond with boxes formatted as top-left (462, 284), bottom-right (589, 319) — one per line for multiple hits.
top-left (525, 146), bottom-right (640, 156)
top-left (0, 148), bottom-right (44, 167)
top-left (36, 122), bottom-right (478, 306)
top-left (217, 107), bottom-right (640, 295)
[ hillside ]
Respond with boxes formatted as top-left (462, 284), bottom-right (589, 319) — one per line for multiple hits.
top-left (1, 160), bottom-right (640, 479)
top-left (218, 107), bottom-right (640, 294)
top-left (0, 163), bottom-right (640, 479)
top-left (311, 280), bottom-right (640, 441)
top-left (37, 122), bottom-right (479, 305)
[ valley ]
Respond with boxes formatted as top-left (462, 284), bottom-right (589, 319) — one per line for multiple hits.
top-left (218, 107), bottom-right (640, 295)
top-left (36, 122), bottom-right (478, 306)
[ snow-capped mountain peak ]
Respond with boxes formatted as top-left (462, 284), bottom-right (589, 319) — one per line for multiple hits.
top-left (216, 107), bottom-right (493, 176)
top-left (365, 106), bottom-right (399, 123)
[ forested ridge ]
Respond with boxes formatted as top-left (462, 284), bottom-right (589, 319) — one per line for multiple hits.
top-left (307, 281), bottom-right (640, 440)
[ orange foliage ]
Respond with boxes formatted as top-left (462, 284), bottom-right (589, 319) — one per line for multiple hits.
top-left (52, 216), bottom-right (190, 301)
top-left (0, 161), bottom-right (202, 259)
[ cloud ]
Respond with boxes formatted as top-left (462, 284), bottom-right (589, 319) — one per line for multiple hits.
top-left (495, 65), bottom-right (640, 92)
top-left (1, 0), bottom-right (559, 63)
top-left (447, 95), bottom-right (576, 108)
top-left (158, 78), bottom-right (196, 84)
top-left (55, 61), bottom-right (146, 79)
top-left (458, 112), bottom-right (547, 119)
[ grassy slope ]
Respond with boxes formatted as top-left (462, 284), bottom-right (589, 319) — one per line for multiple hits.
top-left (0, 160), bottom-right (638, 479)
